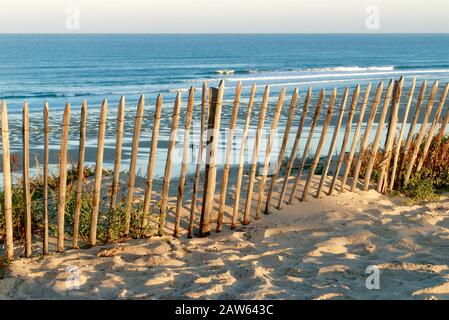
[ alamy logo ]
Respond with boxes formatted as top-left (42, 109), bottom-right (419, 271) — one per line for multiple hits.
top-left (65, 6), bottom-right (81, 30)
top-left (66, 265), bottom-right (81, 290)
top-left (365, 265), bottom-right (380, 290)
top-left (365, 5), bottom-right (380, 30)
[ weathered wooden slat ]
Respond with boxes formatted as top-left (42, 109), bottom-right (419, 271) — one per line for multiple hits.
top-left (89, 100), bottom-right (108, 246)
top-left (1, 100), bottom-right (14, 260)
top-left (436, 83), bottom-right (449, 144)
top-left (72, 100), bottom-right (87, 249)
top-left (339, 83), bottom-right (371, 192)
top-left (159, 93), bottom-right (182, 236)
top-left (255, 87), bottom-right (286, 219)
top-left (22, 102), bottom-right (32, 257)
top-left (124, 95), bottom-right (145, 236)
top-left (141, 94), bottom-right (163, 231)
top-left (188, 82), bottom-right (208, 237)
top-left (106, 97), bottom-right (125, 243)
top-left (174, 87), bottom-right (195, 237)
top-left (389, 78), bottom-right (416, 191)
top-left (328, 85), bottom-right (360, 195)
top-left (277, 87), bottom-right (311, 209)
top-left (43, 102), bottom-right (50, 254)
top-left (316, 88), bottom-right (349, 197)
top-left (57, 103), bottom-right (71, 252)
top-left (242, 86), bottom-right (270, 225)
top-left (302, 89), bottom-right (337, 201)
top-left (403, 82), bottom-right (439, 185)
top-left (199, 81), bottom-right (224, 235)
top-left (397, 80), bottom-right (427, 182)
top-left (416, 83), bottom-right (449, 172)
top-left (216, 81), bottom-right (242, 232)
top-left (377, 77), bottom-right (404, 193)
top-left (288, 89), bottom-right (325, 204)
top-left (363, 80), bottom-right (394, 191)
top-left (231, 84), bottom-right (256, 229)
top-left (264, 88), bottom-right (298, 214)
top-left (351, 82), bottom-right (384, 192)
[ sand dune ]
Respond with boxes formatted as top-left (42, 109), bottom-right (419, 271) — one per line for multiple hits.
top-left (2, 176), bottom-right (449, 300)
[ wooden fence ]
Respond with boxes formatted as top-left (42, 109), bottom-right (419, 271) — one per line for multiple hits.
top-left (1, 77), bottom-right (449, 261)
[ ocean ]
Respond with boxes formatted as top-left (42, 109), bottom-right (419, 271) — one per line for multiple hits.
top-left (1, 34), bottom-right (449, 179)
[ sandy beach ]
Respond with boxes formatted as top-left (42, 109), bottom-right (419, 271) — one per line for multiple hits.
top-left (2, 174), bottom-right (449, 300)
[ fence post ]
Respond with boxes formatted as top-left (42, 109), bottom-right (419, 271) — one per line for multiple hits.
top-left (123, 95), bottom-right (145, 236)
top-left (316, 87), bottom-right (349, 198)
top-left (231, 84), bottom-right (256, 229)
top-left (264, 88), bottom-right (298, 214)
top-left (43, 102), bottom-right (49, 254)
top-left (436, 83), bottom-right (449, 144)
top-left (199, 81), bottom-right (224, 235)
top-left (397, 80), bottom-right (427, 183)
top-left (1, 100), bottom-right (14, 260)
top-left (159, 92), bottom-right (182, 236)
top-left (255, 87), bottom-right (286, 219)
top-left (277, 87), bottom-right (311, 209)
top-left (288, 89), bottom-right (325, 204)
top-left (142, 94), bottom-right (163, 231)
top-left (340, 83), bottom-right (371, 192)
top-left (22, 102), bottom-right (32, 257)
top-left (351, 82), bottom-right (384, 191)
top-left (389, 78), bottom-right (416, 191)
top-left (416, 83), bottom-right (449, 172)
top-left (72, 100), bottom-right (87, 249)
top-left (106, 97), bottom-right (125, 243)
top-left (89, 99), bottom-right (108, 246)
top-left (174, 87), bottom-right (195, 237)
top-left (216, 81), bottom-right (242, 232)
top-left (57, 103), bottom-right (71, 252)
top-left (188, 82), bottom-right (208, 237)
top-left (403, 82), bottom-right (439, 185)
top-left (242, 85), bottom-right (269, 225)
top-left (302, 88), bottom-right (337, 201)
top-left (378, 78), bottom-right (404, 193)
top-left (363, 80), bottom-right (394, 191)
top-left (328, 85), bottom-right (360, 195)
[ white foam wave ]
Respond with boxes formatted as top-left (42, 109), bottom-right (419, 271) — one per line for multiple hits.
top-left (215, 69), bottom-right (235, 74)
top-left (303, 66), bottom-right (395, 72)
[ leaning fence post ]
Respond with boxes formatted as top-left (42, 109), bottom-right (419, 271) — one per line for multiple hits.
top-left (159, 92), bottom-right (182, 236)
top-left (302, 89), bottom-right (337, 201)
top-left (1, 100), bottom-right (14, 260)
top-left (328, 85), bottom-right (360, 196)
top-left (389, 78), bottom-right (416, 191)
top-left (89, 99), bottom-right (108, 246)
top-left (174, 87), bottom-right (195, 237)
top-left (106, 97), bottom-right (125, 243)
top-left (188, 82), bottom-right (208, 237)
top-left (436, 84), bottom-right (449, 144)
top-left (199, 81), bottom-right (224, 235)
top-left (22, 102), bottom-right (32, 257)
top-left (351, 82), bottom-right (384, 192)
top-left (72, 100), bottom-right (87, 249)
top-left (242, 85), bottom-right (269, 225)
top-left (363, 80), bottom-right (394, 191)
top-left (340, 83), bottom-right (371, 192)
top-left (316, 87), bottom-right (349, 198)
top-left (377, 77), bottom-right (404, 193)
top-left (403, 82), bottom-right (439, 185)
top-left (277, 87), bottom-right (311, 209)
top-left (216, 81), bottom-right (242, 232)
top-left (416, 83), bottom-right (449, 172)
top-left (57, 103), bottom-right (71, 252)
top-left (255, 87), bottom-right (286, 219)
top-left (43, 102), bottom-right (50, 254)
top-left (124, 95), bottom-right (145, 236)
top-left (142, 94), bottom-right (163, 231)
top-left (231, 84), bottom-right (256, 229)
top-left (288, 89), bottom-right (324, 204)
top-left (264, 88), bottom-right (298, 214)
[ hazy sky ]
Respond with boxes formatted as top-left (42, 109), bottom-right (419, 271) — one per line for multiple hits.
top-left (0, 0), bottom-right (448, 33)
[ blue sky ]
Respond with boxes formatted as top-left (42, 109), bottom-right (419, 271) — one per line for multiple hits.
top-left (0, 0), bottom-right (448, 33)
